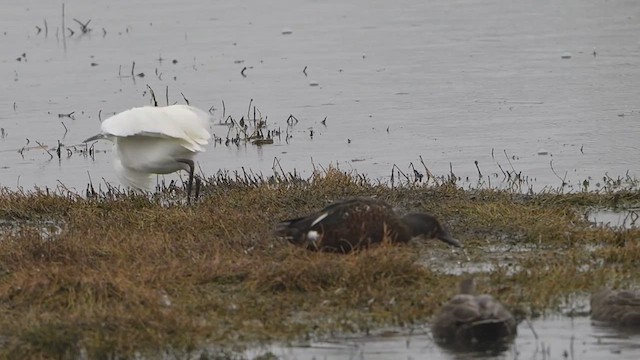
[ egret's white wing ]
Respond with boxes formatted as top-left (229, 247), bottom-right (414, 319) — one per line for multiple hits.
top-left (100, 105), bottom-right (211, 152)
top-left (113, 156), bottom-right (152, 190)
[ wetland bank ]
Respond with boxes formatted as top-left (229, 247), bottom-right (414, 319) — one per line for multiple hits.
top-left (2, 0), bottom-right (640, 358)
top-left (0, 169), bottom-right (638, 359)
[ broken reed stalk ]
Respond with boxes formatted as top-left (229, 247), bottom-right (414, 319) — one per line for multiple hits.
top-left (35, 141), bottom-right (53, 159)
top-left (61, 3), bottom-right (66, 50)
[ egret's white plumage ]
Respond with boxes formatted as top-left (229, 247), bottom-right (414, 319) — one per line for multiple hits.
top-left (84, 105), bottom-right (211, 198)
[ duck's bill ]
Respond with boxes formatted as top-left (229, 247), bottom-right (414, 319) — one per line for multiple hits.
top-left (437, 233), bottom-right (463, 248)
top-left (83, 133), bottom-right (106, 143)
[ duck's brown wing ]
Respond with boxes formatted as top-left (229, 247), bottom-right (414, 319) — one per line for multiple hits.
top-left (275, 198), bottom-right (403, 252)
top-left (314, 199), bottom-right (406, 251)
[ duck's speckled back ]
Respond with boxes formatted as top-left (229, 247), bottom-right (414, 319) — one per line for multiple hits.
top-left (591, 288), bottom-right (640, 328)
top-left (431, 278), bottom-right (517, 349)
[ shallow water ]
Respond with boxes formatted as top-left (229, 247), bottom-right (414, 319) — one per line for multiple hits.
top-left (246, 317), bottom-right (640, 360)
top-left (587, 208), bottom-right (639, 229)
top-left (1, 0), bottom-right (640, 192)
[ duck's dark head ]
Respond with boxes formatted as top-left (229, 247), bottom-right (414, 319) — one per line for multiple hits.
top-left (401, 213), bottom-right (462, 248)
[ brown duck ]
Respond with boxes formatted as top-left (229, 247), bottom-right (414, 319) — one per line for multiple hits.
top-left (431, 278), bottom-right (517, 349)
top-left (275, 198), bottom-right (461, 253)
top-left (591, 288), bottom-right (640, 328)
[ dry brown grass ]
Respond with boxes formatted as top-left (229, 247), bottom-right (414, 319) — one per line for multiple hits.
top-left (0, 169), bottom-right (638, 358)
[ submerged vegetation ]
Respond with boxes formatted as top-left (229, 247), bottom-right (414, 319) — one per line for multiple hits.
top-left (0, 168), bottom-right (638, 359)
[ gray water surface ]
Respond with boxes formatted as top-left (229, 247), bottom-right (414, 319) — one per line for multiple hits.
top-left (1, 0), bottom-right (639, 191)
top-left (246, 317), bottom-right (640, 360)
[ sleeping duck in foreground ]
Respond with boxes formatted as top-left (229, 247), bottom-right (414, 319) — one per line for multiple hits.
top-left (431, 278), bottom-right (517, 350)
top-left (591, 288), bottom-right (640, 328)
top-left (275, 198), bottom-right (462, 253)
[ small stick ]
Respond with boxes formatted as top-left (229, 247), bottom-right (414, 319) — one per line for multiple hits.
top-left (392, 164), bottom-right (410, 183)
top-left (503, 149), bottom-right (517, 173)
top-left (181, 92), bottom-right (189, 105)
top-left (418, 155), bottom-right (435, 182)
top-left (35, 141), bottom-right (54, 159)
top-left (272, 157), bottom-right (286, 178)
top-left (165, 85), bottom-right (169, 106)
top-left (62, 3), bottom-right (67, 50)
top-left (524, 317), bottom-right (538, 340)
top-left (549, 160), bottom-right (567, 188)
top-left (474, 160), bottom-right (482, 178)
top-left (146, 84), bottom-right (158, 106)
top-left (496, 163), bottom-right (507, 179)
top-left (286, 114), bottom-right (299, 125)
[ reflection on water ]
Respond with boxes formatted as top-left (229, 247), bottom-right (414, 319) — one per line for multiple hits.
top-left (245, 317), bottom-right (640, 360)
top-left (586, 208), bottom-right (639, 229)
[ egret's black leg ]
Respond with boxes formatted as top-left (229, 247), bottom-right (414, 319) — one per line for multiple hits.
top-left (177, 159), bottom-right (195, 204)
top-left (194, 177), bottom-right (202, 201)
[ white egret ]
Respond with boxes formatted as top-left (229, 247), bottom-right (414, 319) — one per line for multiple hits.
top-left (84, 105), bottom-right (211, 201)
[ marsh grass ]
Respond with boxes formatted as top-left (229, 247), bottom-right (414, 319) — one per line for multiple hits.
top-left (0, 169), bottom-right (638, 358)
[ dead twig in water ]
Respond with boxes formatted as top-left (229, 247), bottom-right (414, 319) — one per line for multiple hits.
top-left (524, 318), bottom-right (538, 340)
top-left (549, 160), bottom-right (567, 189)
top-left (409, 162), bottom-right (423, 183)
top-left (72, 18), bottom-right (92, 33)
top-left (146, 84), bottom-right (158, 107)
top-left (474, 160), bottom-right (482, 178)
top-left (35, 141), bottom-right (54, 159)
top-left (286, 115), bottom-right (299, 126)
top-left (58, 111), bottom-right (75, 119)
top-left (61, 3), bottom-right (67, 51)
top-left (60, 121), bottom-right (68, 137)
top-left (392, 164), bottom-right (410, 184)
top-left (418, 155), bottom-right (435, 183)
